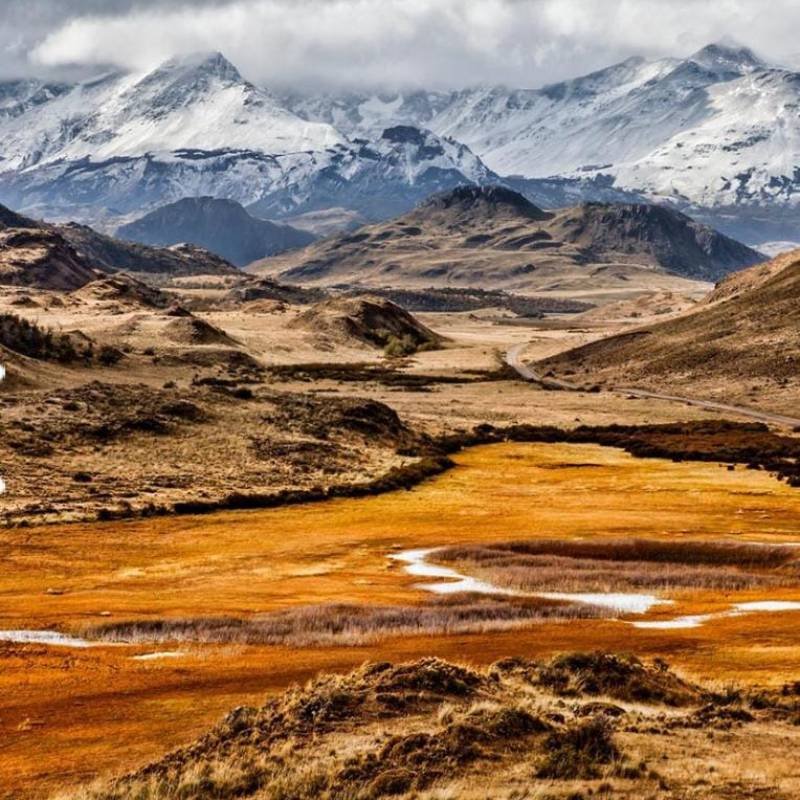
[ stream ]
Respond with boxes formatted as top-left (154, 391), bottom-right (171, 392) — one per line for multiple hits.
top-left (392, 547), bottom-right (800, 629)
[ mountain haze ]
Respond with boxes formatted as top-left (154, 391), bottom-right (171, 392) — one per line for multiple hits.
top-left (117, 197), bottom-right (314, 266)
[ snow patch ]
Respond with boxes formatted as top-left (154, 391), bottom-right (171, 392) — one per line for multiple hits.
top-left (0, 630), bottom-right (94, 648)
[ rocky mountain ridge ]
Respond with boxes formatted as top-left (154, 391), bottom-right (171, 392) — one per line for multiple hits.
top-left (2, 44), bottom-right (799, 243)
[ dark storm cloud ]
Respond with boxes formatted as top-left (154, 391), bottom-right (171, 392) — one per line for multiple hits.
top-left (3, 1), bottom-right (800, 89)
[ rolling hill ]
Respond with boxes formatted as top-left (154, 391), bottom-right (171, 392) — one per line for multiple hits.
top-left (252, 187), bottom-right (763, 298)
top-left (58, 220), bottom-right (237, 278)
top-left (536, 249), bottom-right (800, 408)
top-left (0, 226), bottom-right (98, 291)
top-left (0, 202), bottom-right (238, 289)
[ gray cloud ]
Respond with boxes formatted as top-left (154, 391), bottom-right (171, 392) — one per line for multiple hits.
top-left (0, 0), bottom-right (230, 78)
top-left (3, 0), bottom-right (800, 88)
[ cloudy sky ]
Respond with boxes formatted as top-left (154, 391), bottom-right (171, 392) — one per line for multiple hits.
top-left (3, 0), bottom-right (800, 89)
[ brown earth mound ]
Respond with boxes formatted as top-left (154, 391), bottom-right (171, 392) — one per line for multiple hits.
top-left (68, 654), bottom-right (795, 800)
top-left (163, 315), bottom-right (241, 347)
top-left (0, 227), bottom-right (98, 290)
top-left (70, 274), bottom-right (172, 310)
top-left (225, 276), bottom-right (325, 306)
top-left (290, 295), bottom-right (444, 352)
top-left (0, 342), bottom-right (43, 390)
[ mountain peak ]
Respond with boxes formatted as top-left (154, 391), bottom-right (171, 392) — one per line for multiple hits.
top-left (123, 51), bottom-right (249, 116)
top-left (146, 51), bottom-right (243, 85)
top-left (688, 41), bottom-right (764, 75)
top-left (418, 185), bottom-right (551, 221)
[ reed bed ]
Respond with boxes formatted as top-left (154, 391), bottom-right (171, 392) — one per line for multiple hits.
top-left (435, 539), bottom-right (800, 594)
top-left (85, 597), bottom-right (610, 647)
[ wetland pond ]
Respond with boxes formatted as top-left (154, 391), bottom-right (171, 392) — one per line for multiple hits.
top-left (4, 441), bottom-right (800, 648)
top-left (5, 441), bottom-right (800, 799)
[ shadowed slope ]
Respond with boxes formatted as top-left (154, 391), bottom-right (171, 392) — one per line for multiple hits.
top-left (538, 250), bottom-right (800, 391)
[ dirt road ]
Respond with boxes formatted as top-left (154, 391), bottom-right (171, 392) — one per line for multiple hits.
top-left (505, 343), bottom-right (800, 429)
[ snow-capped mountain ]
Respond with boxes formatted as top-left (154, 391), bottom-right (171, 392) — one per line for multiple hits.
top-left (0, 125), bottom-right (500, 225)
top-left (288, 43), bottom-right (800, 232)
top-left (0, 53), bottom-right (506, 226)
top-left (249, 125), bottom-right (499, 219)
top-left (0, 51), bottom-right (342, 171)
top-left (0, 79), bottom-right (71, 121)
top-left (1, 43), bottom-right (800, 243)
top-left (281, 89), bottom-right (451, 137)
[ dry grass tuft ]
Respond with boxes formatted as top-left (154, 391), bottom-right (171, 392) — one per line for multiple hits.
top-left (537, 717), bottom-right (620, 779)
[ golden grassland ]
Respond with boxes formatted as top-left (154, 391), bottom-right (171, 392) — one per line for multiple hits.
top-left (3, 442), bottom-right (800, 798)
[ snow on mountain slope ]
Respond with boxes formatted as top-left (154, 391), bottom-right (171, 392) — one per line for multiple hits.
top-left (427, 43), bottom-right (800, 212)
top-left (0, 52), bottom-right (342, 170)
top-left (428, 55), bottom-right (684, 177)
top-left (287, 42), bottom-right (800, 217)
top-left (0, 126), bottom-right (499, 225)
top-left (1, 42), bottom-right (798, 242)
top-left (282, 89), bottom-right (451, 136)
top-left (0, 79), bottom-right (72, 121)
top-left (613, 68), bottom-right (800, 206)
top-left (249, 125), bottom-right (498, 219)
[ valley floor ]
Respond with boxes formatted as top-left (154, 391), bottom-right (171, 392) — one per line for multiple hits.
top-left (1, 297), bottom-right (730, 528)
top-left (2, 290), bottom-right (800, 799)
top-left (4, 444), bottom-right (800, 798)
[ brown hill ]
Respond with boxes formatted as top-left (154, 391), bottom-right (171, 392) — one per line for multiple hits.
top-left (225, 276), bottom-right (326, 307)
top-left (290, 295), bottom-right (443, 352)
top-left (537, 250), bottom-right (800, 402)
top-left (57, 223), bottom-right (238, 278)
top-left (703, 248), bottom-right (800, 304)
top-left (574, 290), bottom-right (698, 324)
top-left (0, 202), bottom-right (238, 290)
top-left (0, 343), bottom-right (44, 390)
top-left (0, 227), bottom-right (98, 290)
top-left (0, 205), bottom-right (41, 230)
top-left (252, 187), bottom-right (762, 300)
top-left (544, 203), bottom-right (763, 280)
top-left (163, 315), bottom-right (240, 347)
top-left (70, 274), bottom-right (172, 310)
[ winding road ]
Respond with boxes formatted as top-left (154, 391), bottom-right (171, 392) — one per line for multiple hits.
top-left (505, 343), bottom-right (800, 430)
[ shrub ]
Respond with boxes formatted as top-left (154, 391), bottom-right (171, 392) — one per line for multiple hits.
top-left (384, 333), bottom-right (419, 357)
top-left (0, 313), bottom-right (81, 362)
top-left (98, 345), bottom-right (123, 366)
top-left (537, 718), bottom-right (619, 779)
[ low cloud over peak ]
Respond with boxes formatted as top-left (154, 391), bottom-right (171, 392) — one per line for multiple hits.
top-left (2, 0), bottom-right (799, 90)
